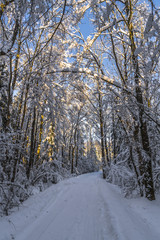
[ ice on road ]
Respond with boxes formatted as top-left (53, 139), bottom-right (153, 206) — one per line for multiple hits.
top-left (1, 172), bottom-right (160, 240)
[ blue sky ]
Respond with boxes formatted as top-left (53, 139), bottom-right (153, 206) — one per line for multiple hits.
top-left (154, 0), bottom-right (160, 7)
top-left (79, 0), bottom-right (160, 39)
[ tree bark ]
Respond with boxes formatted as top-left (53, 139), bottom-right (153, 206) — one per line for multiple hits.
top-left (26, 107), bottom-right (36, 179)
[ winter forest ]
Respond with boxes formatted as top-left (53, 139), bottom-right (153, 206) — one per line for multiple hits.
top-left (0, 0), bottom-right (160, 216)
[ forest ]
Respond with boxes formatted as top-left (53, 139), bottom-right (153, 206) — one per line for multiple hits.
top-left (0, 0), bottom-right (160, 216)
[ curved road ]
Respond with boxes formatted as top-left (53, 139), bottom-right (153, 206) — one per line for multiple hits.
top-left (3, 172), bottom-right (160, 240)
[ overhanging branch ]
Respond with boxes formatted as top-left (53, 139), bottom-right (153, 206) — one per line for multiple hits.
top-left (47, 67), bottom-right (132, 94)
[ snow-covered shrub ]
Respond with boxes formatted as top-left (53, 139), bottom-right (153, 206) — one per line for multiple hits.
top-left (153, 168), bottom-right (160, 193)
top-left (30, 160), bottom-right (71, 190)
top-left (0, 157), bottom-right (72, 216)
top-left (105, 163), bottom-right (139, 197)
top-left (0, 182), bottom-right (29, 216)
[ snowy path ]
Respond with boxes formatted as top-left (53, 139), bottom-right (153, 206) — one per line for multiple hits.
top-left (1, 172), bottom-right (160, 240)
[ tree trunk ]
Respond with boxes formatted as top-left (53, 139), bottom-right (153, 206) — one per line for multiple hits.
top-left (98, 85), bottom-right (106, 178)
top-left (129, 8), bottom-right (155, 200)
top-left (26, 107), bottom-right (36, 179)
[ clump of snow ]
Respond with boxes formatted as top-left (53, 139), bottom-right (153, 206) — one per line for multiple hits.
top-left (134, 47), bottom-right (143, 56)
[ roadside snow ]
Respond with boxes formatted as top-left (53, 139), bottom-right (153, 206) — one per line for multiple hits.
top-left (0, 172), bottom-right (160, 240)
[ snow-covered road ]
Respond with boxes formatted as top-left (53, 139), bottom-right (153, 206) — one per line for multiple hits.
top-left (1, 172), bottom-right (160, 240)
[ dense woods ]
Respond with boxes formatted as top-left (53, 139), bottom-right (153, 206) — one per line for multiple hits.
top-left (0, 0), bottom-right (160, 215)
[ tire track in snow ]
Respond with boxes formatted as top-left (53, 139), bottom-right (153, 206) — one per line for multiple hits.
top-left (96, 178), bottom-right (119, 240)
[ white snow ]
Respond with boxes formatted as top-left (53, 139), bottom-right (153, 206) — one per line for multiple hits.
top-left (144, 14), bottom-right (153, 35)
top-left (134, 47), bottom-right (143, 56)
top-left (0, 172), bottom-right (160, 240)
